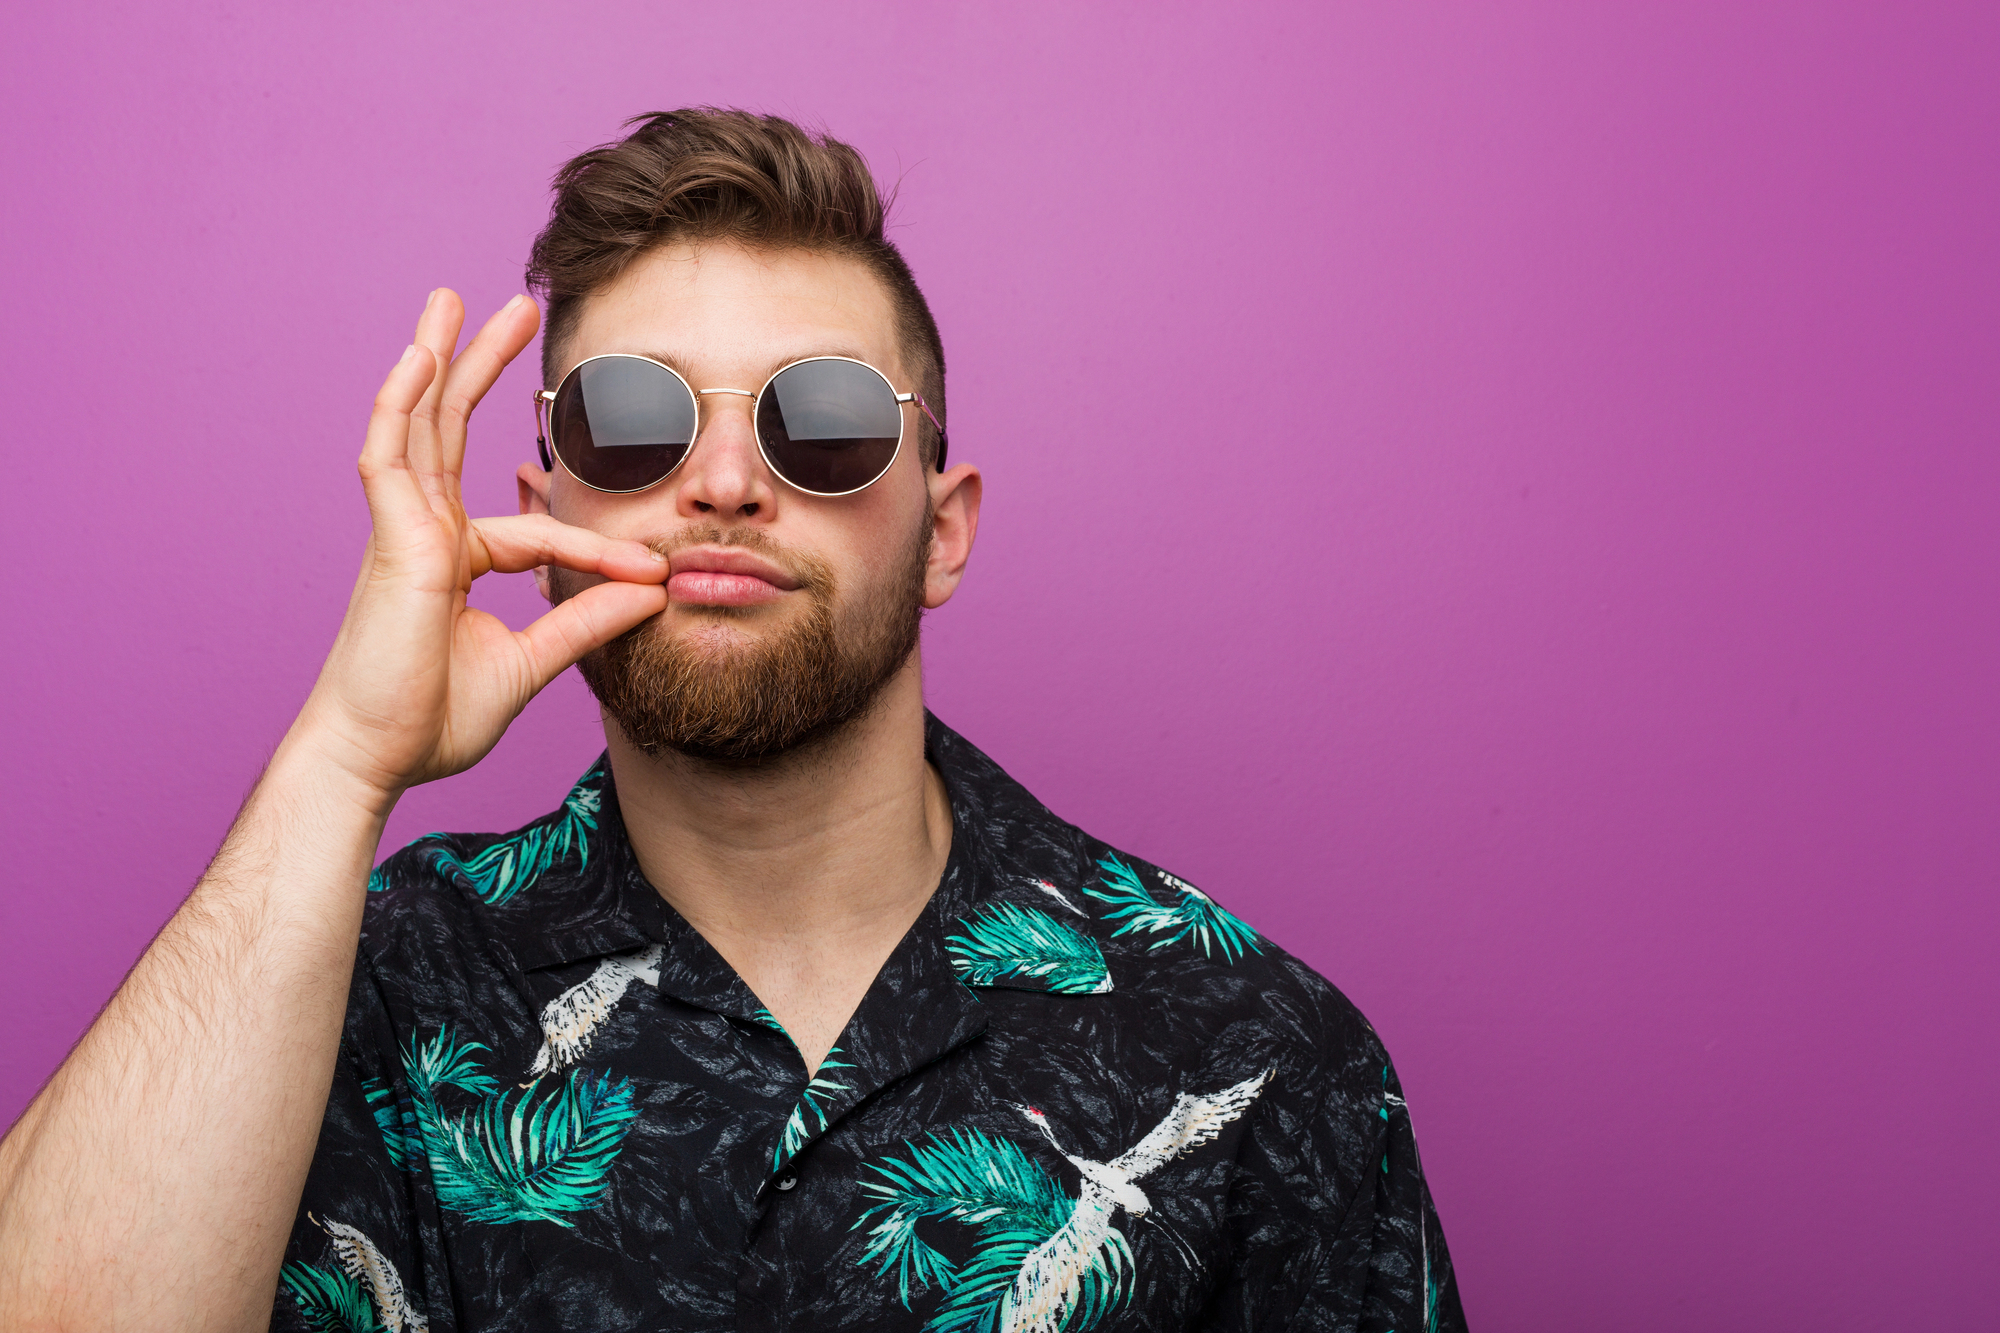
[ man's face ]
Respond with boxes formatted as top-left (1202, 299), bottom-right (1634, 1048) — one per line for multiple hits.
top-left (527, 241), bottom-right (972, 764)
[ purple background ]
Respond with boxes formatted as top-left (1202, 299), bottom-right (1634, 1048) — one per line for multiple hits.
top-left (4, 3), bottom-right (1996, 1327)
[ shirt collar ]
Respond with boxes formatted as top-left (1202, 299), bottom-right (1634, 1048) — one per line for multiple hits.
top-left (477, 713), bottom-right (1110, 1005)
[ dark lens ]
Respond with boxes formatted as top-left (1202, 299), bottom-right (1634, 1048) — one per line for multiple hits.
top-left (756, 360), bottom-right (903, 494)
top-left (551, 357), bottom-right (698, 492)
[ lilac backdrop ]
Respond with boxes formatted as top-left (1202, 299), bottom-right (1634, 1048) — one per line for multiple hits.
top-left (4, 3), bottom-right (1996, 1328)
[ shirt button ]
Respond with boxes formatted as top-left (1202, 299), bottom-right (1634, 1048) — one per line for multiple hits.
top-left (774, 1174), bottom-right (798, 1192)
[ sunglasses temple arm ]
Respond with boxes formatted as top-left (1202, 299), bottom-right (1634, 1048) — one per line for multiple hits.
top-left (905, 392), bottom-right (949, 471)
top-left (533, 390), bottom-right (554, 471)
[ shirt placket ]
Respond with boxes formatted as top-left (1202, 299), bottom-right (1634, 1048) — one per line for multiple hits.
top-left (733, 905), bottom-right (988, 1333)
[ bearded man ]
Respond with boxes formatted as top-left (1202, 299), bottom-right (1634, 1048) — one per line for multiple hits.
top-left (0, 109), bottom-right (1466, 1332)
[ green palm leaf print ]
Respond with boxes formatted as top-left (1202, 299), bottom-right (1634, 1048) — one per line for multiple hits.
top-left (945, 902), bottom-right (1113, 993)
top-left (934, 1222), bottom-right (1133, 1333)
top-left (362, 1077), bottom-right (420, 1169)
top-left (399, 1029), bottom-right (638, 1227)
top-left (854, 1126), bottom-right (1074, 1310)
top-left (280, 1261), bottom-right (386, 1333)
top-left (1085, 854), bottom-right (1262, 963)
top-left (427, 765), bottom-right (604, 906)
top-left (422, 1070), bottom-right (639, 1227)
top-left (404, 1029), bottom-right (499, 1100)
top-left (774, 1049), bottom-right (855, 1170)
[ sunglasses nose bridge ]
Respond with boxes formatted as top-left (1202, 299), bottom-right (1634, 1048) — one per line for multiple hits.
top-left (693, 386), bottom-right (761, 435)
top-left (675, 386), bottom-right (777, 513)
top-left (690, 386), bottom-right (764, 450)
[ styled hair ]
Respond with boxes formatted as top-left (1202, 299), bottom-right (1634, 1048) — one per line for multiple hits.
top-left (525, 108), bottom-right (947, 468)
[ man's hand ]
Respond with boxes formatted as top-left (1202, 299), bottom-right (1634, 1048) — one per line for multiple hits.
top-left (0, 288), bottom-right (661, 1333)
top-left (295, 289), bottom-right (667, 803)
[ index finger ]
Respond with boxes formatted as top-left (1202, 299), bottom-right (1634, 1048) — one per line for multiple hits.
top-left (437, 294), bottom-right (542, 479)
top-left (466, 512), bottom-right (668, 584)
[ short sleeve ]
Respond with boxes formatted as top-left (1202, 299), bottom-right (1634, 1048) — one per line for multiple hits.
top-left (1204, 1046), bottom-right (1468, 1332)
top-left (1345, 1059), bottom-right (1466, 1332)
top-left (271, 949), bottom-right (444, 1333)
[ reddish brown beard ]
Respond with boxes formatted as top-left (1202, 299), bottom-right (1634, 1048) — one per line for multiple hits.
top-left (551, 515), bottom-right (932, 765)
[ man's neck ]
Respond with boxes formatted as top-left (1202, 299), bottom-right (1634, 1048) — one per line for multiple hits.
top-left (602, 660), bottom-right (950, 1074)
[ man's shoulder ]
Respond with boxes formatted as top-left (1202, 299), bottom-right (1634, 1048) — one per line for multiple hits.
top-left (935, 717), bottom-right (1384, 1078)
top-left (358, 756), bottom-right (615, 962)
top-left (356, 828), bottom-right (512, 971)
top-left (1066, 832), bottom-right (1384, 1072)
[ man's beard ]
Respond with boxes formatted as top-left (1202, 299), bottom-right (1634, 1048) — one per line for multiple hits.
top-left (551, 514), bottom-right (931, 765)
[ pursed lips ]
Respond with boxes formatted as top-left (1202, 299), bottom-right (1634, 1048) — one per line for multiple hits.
top-left (665, 546), bottom-right (800, 607)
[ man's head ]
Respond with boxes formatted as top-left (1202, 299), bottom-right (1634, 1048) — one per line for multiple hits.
top-left (528, 109), bottom-right (946, 470)
top-left (519, 109), bottom-right (980, 766)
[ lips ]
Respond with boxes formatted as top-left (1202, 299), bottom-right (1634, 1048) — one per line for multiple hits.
top-left (665, 545), bottom-right (801, 608)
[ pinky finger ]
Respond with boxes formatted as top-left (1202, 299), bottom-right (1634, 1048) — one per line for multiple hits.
top-left (512, 581), bottom-right (669, 695)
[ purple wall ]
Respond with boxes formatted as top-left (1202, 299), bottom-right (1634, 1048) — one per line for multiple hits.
top-left (4, 3), bottom-right (1995, 1327)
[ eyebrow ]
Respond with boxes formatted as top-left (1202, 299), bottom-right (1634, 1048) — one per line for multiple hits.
top-left (627, 347), bottom-right (881, 386)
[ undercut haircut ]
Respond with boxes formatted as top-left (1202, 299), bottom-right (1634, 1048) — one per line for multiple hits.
top-left (525, 107), bottom-right (947, 469)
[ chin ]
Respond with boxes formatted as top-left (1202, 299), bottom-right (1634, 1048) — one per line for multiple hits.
top-left (661, 613), bottom-right (769, 657)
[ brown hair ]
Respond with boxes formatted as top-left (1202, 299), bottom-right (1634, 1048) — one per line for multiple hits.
top-left (525, 108), bottom-right (947, 468)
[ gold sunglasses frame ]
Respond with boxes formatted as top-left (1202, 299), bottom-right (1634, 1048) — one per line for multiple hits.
top-left (533, 352), bottom-right (947, 498)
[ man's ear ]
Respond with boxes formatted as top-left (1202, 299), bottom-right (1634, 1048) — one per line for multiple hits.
top-left (924, 461), bottom-right (983, 610)
top-left (518, 461), bottom-right (555, 602)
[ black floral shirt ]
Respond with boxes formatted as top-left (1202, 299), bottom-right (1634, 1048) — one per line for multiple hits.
top-left (279, 716), bottom-right (1466, 1333)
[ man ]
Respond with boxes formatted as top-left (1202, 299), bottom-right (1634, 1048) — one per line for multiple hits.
top-left (0, 109), bottom-right (1466, 1332)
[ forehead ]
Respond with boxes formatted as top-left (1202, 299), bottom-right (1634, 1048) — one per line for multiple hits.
top-left (561, 241), bottom-right (905, 386)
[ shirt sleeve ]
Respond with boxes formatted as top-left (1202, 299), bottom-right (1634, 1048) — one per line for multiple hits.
top-left (1205, 1046), bottom-right (1468, 1332)
top-left (1343, 1058), bottom-right (1467, 1332)
top-left (270, 948), bottom-right (446, 1333)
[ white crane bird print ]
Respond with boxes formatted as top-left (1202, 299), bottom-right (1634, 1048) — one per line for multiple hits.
top-left (281, 1215), bottom-right (427, 1333)
top-left (529, 943), bottom-right (664, 1076)
top-left (855, 1069), bottom-right (1274, 1333)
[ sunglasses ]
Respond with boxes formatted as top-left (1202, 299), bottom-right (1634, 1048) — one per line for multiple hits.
top-left (534, 353), bottom-right (947, 497)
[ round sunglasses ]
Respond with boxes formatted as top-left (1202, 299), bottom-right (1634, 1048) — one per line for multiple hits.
top-left (533, 353), bottom-right (947, 497)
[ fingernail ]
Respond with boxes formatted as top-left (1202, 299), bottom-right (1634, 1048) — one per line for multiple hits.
top-left (424, 289), bottom-right (439, 310)
top-left (649, 548), bottom-right (667, 562)
top-left (503, 294), bottom-right (525, 314)
top-left (398, 344), bottom-right (419, 366)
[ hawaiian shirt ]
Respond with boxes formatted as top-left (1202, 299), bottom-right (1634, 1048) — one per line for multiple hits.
top-left (278, 715), bottom-right (1467, 1333)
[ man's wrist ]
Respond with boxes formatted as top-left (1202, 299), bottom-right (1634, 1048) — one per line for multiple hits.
top-left (265, 716), bottom-right (409, 831)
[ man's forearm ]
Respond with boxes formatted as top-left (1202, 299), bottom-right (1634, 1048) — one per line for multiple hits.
top-left (0, 734), bottom-right (395, 1332)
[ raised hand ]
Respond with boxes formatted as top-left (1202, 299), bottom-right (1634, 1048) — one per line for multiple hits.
top-left (294, 289), bottom-right (668, 802)
top-left (0, 288), bottom-right (671, 1331)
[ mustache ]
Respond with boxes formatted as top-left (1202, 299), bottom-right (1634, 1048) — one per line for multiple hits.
top-left (642, 524), bottom-right (836, 598)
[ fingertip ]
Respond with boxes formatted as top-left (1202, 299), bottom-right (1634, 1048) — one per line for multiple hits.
top-left (489, 293), bottom-right (541, 337)
top-left (417, 288), bottom-right (466, 354)
top-left (383, 342), bottom-right (434, 395)
top-left (613, 540), bottom-right (669, 581)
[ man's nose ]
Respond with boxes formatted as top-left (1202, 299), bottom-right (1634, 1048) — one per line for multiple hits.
top-left (675, 390), bottom-right (776, 520)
